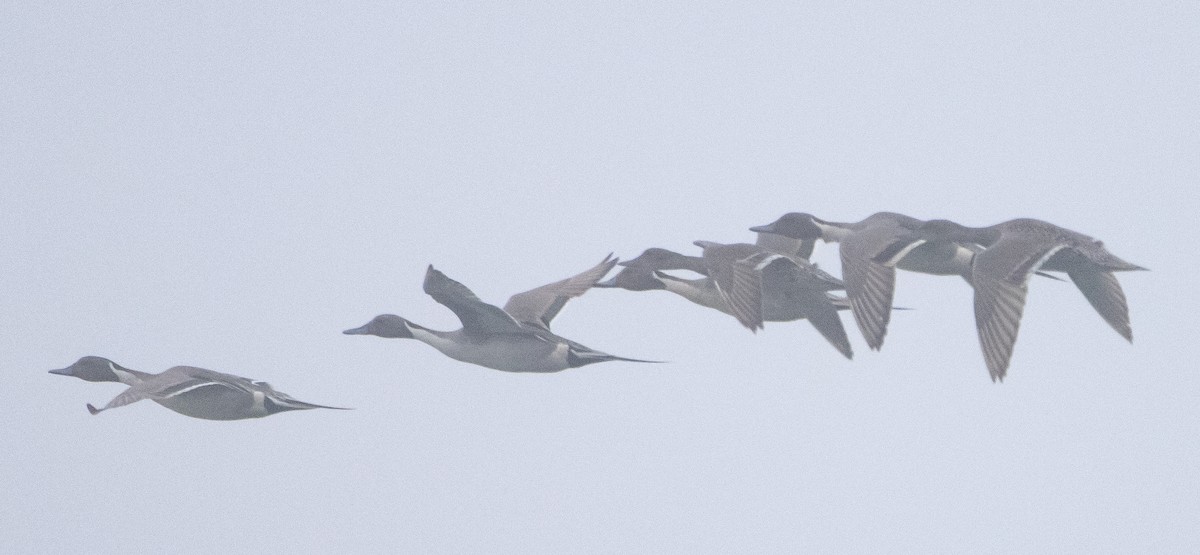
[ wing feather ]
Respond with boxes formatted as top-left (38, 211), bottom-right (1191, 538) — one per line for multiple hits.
top-left (503, 254), bottom-right (618, 331)
top-left (423, 265), bottom-right (525, 335)
top-left (839, 222), bottom-right (909, 350)
top-left (1068, 268), bottom-right (1133, 341)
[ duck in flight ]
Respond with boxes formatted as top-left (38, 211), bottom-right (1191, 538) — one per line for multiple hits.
top-left (894, 218), bottom-right (1146, 381)
top-left (594, 254), bottom-right (866, 353)
top-left (750, 212), bottom-right (982, 353)
top-left (672, 240), bottom-right (854, 359)
top-left (50, 356), bottom-right (350, 420)
top-left (344, 254), bottom-right (660, 372)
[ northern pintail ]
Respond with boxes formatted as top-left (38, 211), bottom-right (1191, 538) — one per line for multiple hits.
top-left (687, 240), bottom-right (853, 359)
top-left (343, 255), bottom-right (659, 372)
top-left (49, 356), bottom-right (350, 420)
top-left (751, 212), bottom-right (979, 352)
top-left (899, 218), bottom-right (1146, 381)
top-left (598, 248), bottom-right (729, 313)
top-left (595, 257), bottom-right (728, 312)
top-left (595, 249), bottom-right (858, 322)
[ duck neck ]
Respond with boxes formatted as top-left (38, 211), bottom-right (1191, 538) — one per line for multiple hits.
top-left (404, 325), bottom-right (476, 358)
top-left (814, 220), bottom-right (853, 242)
top-left (658, 274), bottom-right (727, 311)
top-left (963, 225), bottom-right (1003, 247)
top-left (670, 254), bottom-right (709, 274)
top-left (109, 362), bottom-right (153, 385)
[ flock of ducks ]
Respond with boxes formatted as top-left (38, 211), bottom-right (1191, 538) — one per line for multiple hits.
top-left (51, 212), bottom-right (1146, 421)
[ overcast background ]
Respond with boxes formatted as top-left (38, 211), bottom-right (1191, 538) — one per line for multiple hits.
top-left (2, 2), bottom-right (1197, 553)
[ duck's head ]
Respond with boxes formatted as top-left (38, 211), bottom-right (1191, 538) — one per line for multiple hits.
top-left (594, 266), bottom-right (668, 291)
top-left (343, 314), bottom-right (415, 339)
top-left (749, 212), bottom-right (826, 240)
top-left (49, 356), bottom-right (129, 383)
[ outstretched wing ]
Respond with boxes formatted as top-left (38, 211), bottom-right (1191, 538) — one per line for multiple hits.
top-left (840, 222), bottom-right (910, 351)
top-left (423, 265), bottom-right (525, 336)
top-left (795, 287), bottom-right (854, 359)
top-left (86, 385), bottom-right (155, 415)
top-left (503, 254), bottom-right (618, 331)
top-left (970, 237), bottom-right (1065, 381)
top-left (1068, 267), bottom-right (1133, 342)
top-left (84, 367), bottom-right (235, 414)
top-left (703, 245), bottom-right (785, 332)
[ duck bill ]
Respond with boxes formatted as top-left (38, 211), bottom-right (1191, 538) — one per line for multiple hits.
top-left (342, 325), bottom-right (370, 335)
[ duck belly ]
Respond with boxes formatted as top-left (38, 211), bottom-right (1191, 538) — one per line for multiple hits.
top-left (425, 333), bottom-right (569, 373)
top-left (156, 387), bottom-right (264, 420)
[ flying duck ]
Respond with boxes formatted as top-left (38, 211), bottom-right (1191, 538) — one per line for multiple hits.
top-left (344, 255), bottom-right (659, 372)
top-left (683, 240), bottom-right (853, 359)
top-left (750, 212), bottom-right (979, 352)
top-left (895, 218), bottom-right (1146, 381)
top-left (595, 248), bottom-right (859, 323)
top-left (50, 356), bottom-right (350, 420)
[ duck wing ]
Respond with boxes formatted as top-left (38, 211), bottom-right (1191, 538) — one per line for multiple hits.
top-left (970, 236), bottom-right (1066, 381)
top-left (86, 384), bottom-right (157, 415)
top-left (423, 265), bottom-right (526, 336)
top-left (503, 254), bottom-right (618, 331)
top-left (793, 287), bottom-right (853, 359)
top-left (839, 222), bottom-right (913, 351)
top-left (1068, 266), bottom-right (1133, 342)
top-left (699, 243), bottom-right (778, 332)
top-left (85, 367), bottom-right (244, 415)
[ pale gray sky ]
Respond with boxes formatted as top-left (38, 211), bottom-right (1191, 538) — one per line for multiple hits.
top-left (2, 2), bottom-right (1197, 553)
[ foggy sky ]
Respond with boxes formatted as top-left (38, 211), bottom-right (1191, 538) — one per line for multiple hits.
top-left (2, 2), bottom-right (1197, 553)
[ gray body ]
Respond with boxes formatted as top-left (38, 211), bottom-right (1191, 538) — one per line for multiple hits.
top-left (904, 218), bottom-right (1146, 381)
top-left (751, 211), bottom-right (977, 352)
top-left (606, 244), bottom-right (853, 359)
top-left (694, 240), bottom-right (852, 358)
top-left (596, 262), bottom-right (854, 322)
top-left (401, 325), bottom-right (579, 373)
top-left (49, 356), bottom-right (349, 420)
top-left (344, 255), bottom-right (658, 373)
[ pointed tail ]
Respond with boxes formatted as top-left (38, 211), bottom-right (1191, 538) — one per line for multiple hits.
top-left (567, 348), bottom-right (666, 368)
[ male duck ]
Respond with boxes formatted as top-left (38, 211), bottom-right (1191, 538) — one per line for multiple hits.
top-left (683, 240), bottom-right (853, 359)
top-left (50, 356), bottom-right (350, 420)
top-left (344, 255), bottom-right (659, 372)
top-left (750, 212), bottom-right (979, 352)
top-left (595, 247), bottom-right (856, 322)
top-left (897, 218), bottom-right (1146, 381)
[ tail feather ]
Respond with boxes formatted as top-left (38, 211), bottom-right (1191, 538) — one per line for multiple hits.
top-left (567, 348), bottom-right (666, 368)
top-left (263, 395), bottom-right (353, 414)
